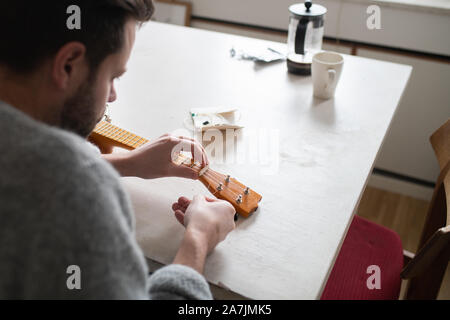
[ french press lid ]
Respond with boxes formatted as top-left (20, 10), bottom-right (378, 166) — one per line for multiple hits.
top-left (289, 0), bottom-right (327, 18)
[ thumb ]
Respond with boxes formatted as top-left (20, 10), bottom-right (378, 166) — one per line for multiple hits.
top-left (174, 210), bottom-right (185, 226)
top-left (169, 163), bottom-right (199, 180)
top-left (192, 194), bottom-right (206, 204)
top-left (205, 196), bottom-right (219, 202)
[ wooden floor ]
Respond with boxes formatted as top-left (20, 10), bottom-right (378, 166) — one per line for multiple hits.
top-left (357, 186), bottom-right (429, 252)
top-left (356, 186), bottom-right (450, 300)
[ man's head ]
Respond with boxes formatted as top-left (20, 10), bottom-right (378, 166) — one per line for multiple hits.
top-left (0, 1), bottom-right (154, 137)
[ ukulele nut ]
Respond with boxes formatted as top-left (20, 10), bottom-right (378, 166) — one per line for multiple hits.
top-left (198, 165), bottom-right (209, 177)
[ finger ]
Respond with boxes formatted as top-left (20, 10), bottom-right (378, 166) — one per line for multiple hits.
top-left (190, 140), bottom-right (206, 167)
top-left (172, 202), bottom-right (187, 213)
top-left (226, 201), bottom-right (237, 215)
top-left (218, 200), bottom-right (237, 216)
top-left (192, 194), bottom-right (205, 203)
top-left (178, 196), bottom-right (191, 208)
top-left (172, 137), bottom-right (208, 167)
top-left (180, 136), bottom-right (209, 166)
top-left (172, 199), bottom-right (190, 213)
top-left (174, 210), bottom-right (185, 226)
top-left (178, 136), bottom-right (207, 157)
top-left (176, 137), bottom-right (207, 167)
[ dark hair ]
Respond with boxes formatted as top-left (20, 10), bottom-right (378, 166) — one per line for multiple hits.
top-left (0, 0), bottom-right (154, 74)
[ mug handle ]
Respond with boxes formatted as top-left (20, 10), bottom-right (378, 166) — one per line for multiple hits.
top-left (326, 69), bottom-right (336, 89)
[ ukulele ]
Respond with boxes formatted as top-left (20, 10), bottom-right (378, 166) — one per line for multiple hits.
top-left (88, 120), bottom-right (262, 217)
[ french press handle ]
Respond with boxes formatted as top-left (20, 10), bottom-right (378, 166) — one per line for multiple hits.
top-left (295, 18), bottom-right (308, 55)
top-left (294, 1), bottom-right (312, 55)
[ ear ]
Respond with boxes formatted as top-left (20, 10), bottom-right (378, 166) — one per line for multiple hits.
top-left (51, 42), bottom-right (87, 90)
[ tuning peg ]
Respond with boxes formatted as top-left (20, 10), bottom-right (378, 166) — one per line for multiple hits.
top-left (217, 183), bottom-right (223, 191)
top-left (225, 175), bottom-right (230, 183)
top-left (244, 187), bottom-right (250, 195)
top-left (236, 194), bottom-right (242, 204)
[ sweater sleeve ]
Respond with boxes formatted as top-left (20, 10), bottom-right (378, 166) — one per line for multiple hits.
top-left (148, 264), bottom-right (213, 300)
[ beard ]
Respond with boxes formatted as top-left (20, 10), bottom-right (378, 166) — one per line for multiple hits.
top-left (59, 75), bottom-right (104, 138)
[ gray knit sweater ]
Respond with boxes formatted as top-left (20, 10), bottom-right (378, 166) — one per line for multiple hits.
top-left (0, 101), bottom-right (212, 299)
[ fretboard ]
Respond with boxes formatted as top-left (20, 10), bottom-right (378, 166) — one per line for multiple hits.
top-left (92, 121), bottom-right (149, 150)
top-left (91, 121), bottom-right (198, 171)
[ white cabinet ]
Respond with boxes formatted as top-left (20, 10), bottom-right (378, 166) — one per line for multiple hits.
top-left (190, 20), bottom-right (288, 43)
top-left (189, 0), bottom-right (450, 56)
top-left (190, 20), bottom-right (353, 56)
top-left (323, 42), bottom-right (352, 55)
top-left (357, 48), bottom-right (450, 182)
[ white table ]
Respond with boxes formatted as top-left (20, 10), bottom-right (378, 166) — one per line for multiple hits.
top-left (110, 22), bottom-right (412, 299)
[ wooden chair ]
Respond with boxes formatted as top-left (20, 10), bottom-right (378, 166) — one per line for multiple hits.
top-left (401, 119), bottom-right (450, 299)
top-left (321, 119), bottom-right (450, 300)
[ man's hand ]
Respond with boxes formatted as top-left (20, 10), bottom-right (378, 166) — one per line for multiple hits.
top-left (103, 134), bottom-right (208, 180)
top-left (172, 195), bottom-right (236, 273)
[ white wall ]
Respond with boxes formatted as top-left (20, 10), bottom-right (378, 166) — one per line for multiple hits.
top-left (188, 0), bottom-right (450, 56)
top-left (357, 48), bottom-right (450, 183)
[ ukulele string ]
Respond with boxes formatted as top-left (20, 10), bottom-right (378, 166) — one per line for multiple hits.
top-left (202, 172), bottom-right (243, 199)
top-left (174, 154), bottom-right (248, 199)
top-left (184, 161), bottom-right (239, 193)
top-left (187, 162), bottom-right (246, 199)
top-left (94, 127), bottom-right (245, 197)
top-left (205, 171), bottom-right (250, 202)
top-left (207, 171), bottom-right (249, 199)
top-left (189, 164), bottom-right (229, 190)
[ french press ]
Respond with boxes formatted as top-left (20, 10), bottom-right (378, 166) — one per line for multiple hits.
top-left (287, 0), bottom-right (327, 75)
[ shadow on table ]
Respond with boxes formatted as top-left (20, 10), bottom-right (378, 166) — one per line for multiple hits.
top-left (309, 96), bottom-right (336, 127)
top-left (252, 59), bottom-right (285, 72)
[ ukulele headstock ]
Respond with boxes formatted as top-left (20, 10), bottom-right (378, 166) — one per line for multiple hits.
top-left (199, 170), bottom-right (262, 218)
top-left (173, 153), bottom-right (262, 217)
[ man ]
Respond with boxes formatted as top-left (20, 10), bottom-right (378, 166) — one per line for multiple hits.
top-left (0, 1), bottom-right (235, 299)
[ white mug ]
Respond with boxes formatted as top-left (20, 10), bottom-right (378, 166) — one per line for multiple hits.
top-left (312, 51), bottom-right (344, 99)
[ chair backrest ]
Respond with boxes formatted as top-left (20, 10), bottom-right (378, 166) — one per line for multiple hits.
top-left (401, 119), bottom-right (450, 299)
top-left (430, 119), bottom-right (450, 171)
top-left (430, 119), bottom-right (450, 227)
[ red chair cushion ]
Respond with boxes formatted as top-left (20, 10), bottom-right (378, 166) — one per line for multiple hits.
top-left (321, 215), bottom-right (403, 300)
